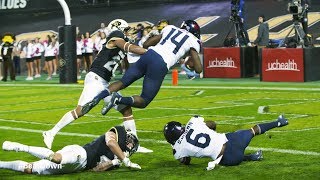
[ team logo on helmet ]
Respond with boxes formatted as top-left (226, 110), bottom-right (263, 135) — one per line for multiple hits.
top-left (107, 19), bottom-right (130, 32)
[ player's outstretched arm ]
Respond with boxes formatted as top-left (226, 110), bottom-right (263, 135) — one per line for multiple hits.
top-left (189, 48), bottom-right (202, 74)
top-left (92, 159), bottom-right (121, 172)
top-left (105, 131), bottom-right (141, 170)
top-left (143, 34), bottom-right (162, 49)
top-left (114, 39), bottom-right (147, 55)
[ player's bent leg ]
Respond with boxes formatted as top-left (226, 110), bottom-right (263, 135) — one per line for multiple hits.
top-left (55, 145), bottom-right (87, 169)
top-left (243, 150), bottom-right (263, 161)
top-left (43, 109), bottom-right (78, 149)
top-left (251, 114), bottom-right (289, 136)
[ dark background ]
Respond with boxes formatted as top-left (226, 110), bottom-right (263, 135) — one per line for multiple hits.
top-left (0, 0), bottom-right (319, 47)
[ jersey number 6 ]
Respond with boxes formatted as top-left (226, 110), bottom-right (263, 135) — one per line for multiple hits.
top-left (186, 129), bottom-right (210, 148)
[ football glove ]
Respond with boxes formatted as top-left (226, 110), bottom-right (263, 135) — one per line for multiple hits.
top-left (122, 157), bottom-right (141, 170)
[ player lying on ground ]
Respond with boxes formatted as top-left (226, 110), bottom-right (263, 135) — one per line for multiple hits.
top-left (163, 115), bottom-right (288, 170)
top-left (81, 20), bottom-right (202, 116)
top-left (42, 19), bottom-right (152, 153)
top-left (0, 126), bottom-right (141, 175)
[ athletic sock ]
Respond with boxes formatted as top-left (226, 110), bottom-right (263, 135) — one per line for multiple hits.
top-left (0, 160), bottom-right (29, 172)
top-left (50, 111), bottom-right (75, 136)
top-left (27, 146), bottom-right (54, 159)
top-left (257, 121), bottom-right (279, 134)
top-left (118, 97), bottom-right (134, 106)
top-left (96, 89), bottom-right (110, 101)
top-left (123, 119), bottom-right (137, 137)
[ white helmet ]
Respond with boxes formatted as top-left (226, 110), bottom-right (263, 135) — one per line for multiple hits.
top-left (107, 19), bottom-right (130, 32)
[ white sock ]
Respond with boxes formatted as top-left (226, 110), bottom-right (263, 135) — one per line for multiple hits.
top-left (27, 146), bottom-right (54, 159)
top-left (123, 119), bottom-right (137, 137)
top-left (50, 111), bottom-right (76, 136)
top-left (0, 160), bottom-right (29, 172)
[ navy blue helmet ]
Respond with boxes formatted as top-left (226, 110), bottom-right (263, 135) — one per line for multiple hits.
top-left (163, 121), bottom-right (185, 145)
top-left (180, 20), bottom-right (201, 39)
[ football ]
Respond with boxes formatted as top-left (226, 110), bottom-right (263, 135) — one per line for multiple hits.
top-left (184, 56), bottom-right (194, 70)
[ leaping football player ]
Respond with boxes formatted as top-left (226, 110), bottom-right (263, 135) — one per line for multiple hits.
top-left (0, 126), bottom-right (141, 174)
top-left (81, 20), bottom-right (203, 116)
top-left (42, 19), bottom-right (152, 153)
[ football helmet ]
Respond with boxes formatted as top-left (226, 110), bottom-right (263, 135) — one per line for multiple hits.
top-left (163, 121), bottom-right (185, 145)
top-left (157, 19), bottom-right (169, 31)
top-left (180, 20), bottom-right (201, 39)
top-left (126, 133), bottom-right (139, 156)
top-left (107, 19), bottom-right (130, 32)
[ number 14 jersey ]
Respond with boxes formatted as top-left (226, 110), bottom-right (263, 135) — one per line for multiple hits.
top-left (173, 117), bottom-right (228, 160)
top-left (150, 25), bottom-right (201, 70)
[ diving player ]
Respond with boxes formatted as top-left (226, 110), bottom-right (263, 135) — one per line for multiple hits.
top-left (163, 115), bottom-right (288, 170)
top-left (42, 19), bottom-right (152, 153)
top-left (0, 126), bottom-right (141, 174)
top-left (82, 20), bottom-right (202, 115)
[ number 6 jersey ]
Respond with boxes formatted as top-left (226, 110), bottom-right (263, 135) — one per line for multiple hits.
top-left (150, 25), bottom-right (201, 70)
top-left (173, 116), bottom-right (228, 160)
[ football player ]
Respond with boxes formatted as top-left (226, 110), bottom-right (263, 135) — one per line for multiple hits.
top-left (163, 115), bottom-right (289, 170)
top-left (0, 126), bottom-right (141, 174)
top-left (42, 19), bottom-right (152, 153)
top-left (81, 20), bottom-right (202, 115)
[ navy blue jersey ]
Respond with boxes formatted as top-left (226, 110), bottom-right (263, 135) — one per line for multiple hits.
top-left (83, 126), bottom-right (127, 169)
top-left (90, 30), bottom-right (126, 82)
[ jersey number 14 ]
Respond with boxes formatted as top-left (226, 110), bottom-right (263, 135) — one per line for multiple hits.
top-left (160, 28), bottom-right (189, 54)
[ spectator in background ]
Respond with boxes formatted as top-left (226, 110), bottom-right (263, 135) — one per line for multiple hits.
top-left (44, 35), bottom-right (55, 80)
top-left (32, 37), bottom-right (44, 78)
top-left (93, 31), bottom-right (101, 58)
top-left (100, 22), bottom-right (111, 37)
top-left (51, 35), bottom-right (59, 76)
top-left (253, 15), bottom-right (269, 47)
top-left (98, 31), bottom-right (107, 51)
top-left (83, 32), bottom-right (94, 73)
top-left (12, 40), bottom-right (21, 76)
top-left (253, 15), bottom-right (269, 76)
top-left (76, 34), bottom-right (84, 80)
top-left (23, 39), bottom-right (34, 81)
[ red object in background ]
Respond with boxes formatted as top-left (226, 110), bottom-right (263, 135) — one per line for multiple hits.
top-left (172, 69), bottom-right (178, 86)
top-left (262, 48), bottom-right (304, 82)
top-left (203, 47), bottom-right (241, 78)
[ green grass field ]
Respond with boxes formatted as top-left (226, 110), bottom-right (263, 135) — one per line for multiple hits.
top-left (0, 74), bottom-right (319, 180)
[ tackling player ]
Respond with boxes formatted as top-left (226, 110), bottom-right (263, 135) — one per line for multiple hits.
top-left (81, 20), bottom-right (202, 115)
top-left (163, 115), bottom-right (289, 170)
top-left (0, 126), bottom-right (141, 174)
top-left (42, 19), bottom-right (152, 153)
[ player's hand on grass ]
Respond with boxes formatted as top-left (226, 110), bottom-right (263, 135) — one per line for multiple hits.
top-left (122, 157), bottom-right (141, 170)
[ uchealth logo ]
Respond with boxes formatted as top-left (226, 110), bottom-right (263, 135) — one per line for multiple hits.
top-left (266, 59), bottom-right (300, 72)
top-left (207, 57), bottom-right (237, 68)
top-left (0, 0), bottom-right (27, 10)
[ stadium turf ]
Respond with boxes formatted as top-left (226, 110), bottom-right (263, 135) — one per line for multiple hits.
top-left (0, 73), bottom-right (319, 179)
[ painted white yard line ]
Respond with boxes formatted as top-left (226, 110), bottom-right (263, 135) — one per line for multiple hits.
top-left (247, 147), bottom-right (320, 156)
top-left (0, 126), bottom-right (319, 156)
top-left (1, 84), bottom-right (320, 91)
top-left (0, 118), bottom-right (53, 126)
top-left (195, 90), bottom-right (205, 96)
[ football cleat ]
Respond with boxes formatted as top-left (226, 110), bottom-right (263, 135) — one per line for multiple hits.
top-left (251, 150), bottom-right (263, 161)
top-left (101, 92), bottom-right (121, 115)
top-left (81, 98), bottom-right (100, 115)
top-left (2, 141), bottom-right (26, 152)
top-left (43, 131), bottom-right (55, 149)
top-left (277, 114), bottom-right (288, 127)
top-left (136, 146), bottom-right (153, 153)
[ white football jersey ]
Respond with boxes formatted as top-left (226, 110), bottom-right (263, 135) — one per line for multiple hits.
top-left (150, 25), bottom-right (200, 70)
top-left (173, 116), bottom-right (228, 160)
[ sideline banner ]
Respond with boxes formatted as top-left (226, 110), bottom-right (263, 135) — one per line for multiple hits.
top-left (203, 47), bottom-right (241, 78)
top-left (261, 48), bottom-right (304, 82)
